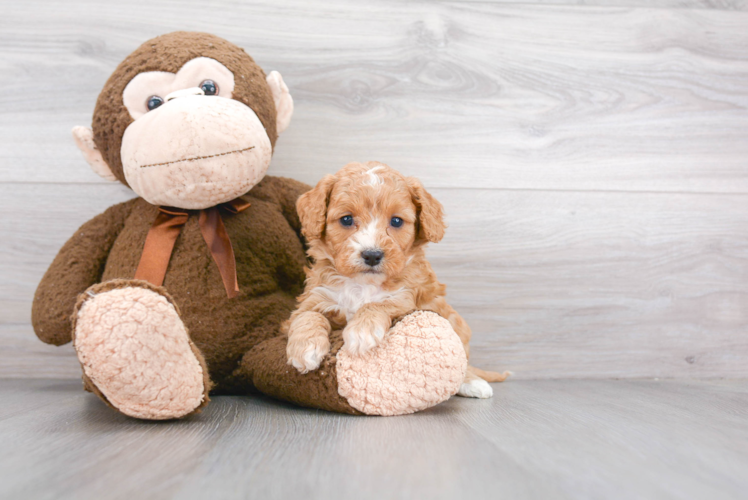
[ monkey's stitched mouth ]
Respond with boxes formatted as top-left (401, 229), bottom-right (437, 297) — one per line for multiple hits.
top-left (140, 145), bottom-right (255, 168)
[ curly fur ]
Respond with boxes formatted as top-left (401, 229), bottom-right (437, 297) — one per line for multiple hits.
top-left (285, 162), bottom-right (509, 390)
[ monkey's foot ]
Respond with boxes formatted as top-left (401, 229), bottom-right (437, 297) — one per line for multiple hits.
top-left (73, 280), bottom-right (210, 420)
top-left (336, 311), bottom-right (467, 416)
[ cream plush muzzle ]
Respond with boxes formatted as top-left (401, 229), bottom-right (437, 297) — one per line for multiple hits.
top-left (120, 95), bottom-right (273, 209)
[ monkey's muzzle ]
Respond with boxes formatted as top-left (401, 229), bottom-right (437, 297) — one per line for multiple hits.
top-left (120, 96), bottom-right (273, 210)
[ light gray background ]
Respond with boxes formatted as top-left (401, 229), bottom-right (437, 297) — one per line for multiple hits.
top-left (2, 0), bottom-right (747, 379)
top-left (1, 2), bottom-right (747, 498)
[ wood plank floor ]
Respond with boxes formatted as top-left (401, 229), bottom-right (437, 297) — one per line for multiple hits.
top-left (1, 378), bottom-right (746, 500)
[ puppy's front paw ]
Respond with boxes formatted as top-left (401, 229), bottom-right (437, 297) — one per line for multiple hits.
top-left (342, 317), bottom-right (388, 356)
top-left (287, 333), bottom-right (330, 374)
top-left (457, 378), bottom-right (493, 399)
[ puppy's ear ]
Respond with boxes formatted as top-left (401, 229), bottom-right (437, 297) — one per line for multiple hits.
top-left (407, 177), bottom-right (446, 244)
top-left (297, 174), bottom-right (338, 241)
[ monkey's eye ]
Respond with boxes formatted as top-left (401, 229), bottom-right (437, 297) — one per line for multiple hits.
top-left (200, 80), bottom-right (218, 96)
top-left (390, 217), bottom-right (404, 228)
top-left (146, 96), bottom-right (164, 111)
top-left (340, 215), bottom-right (354, 227)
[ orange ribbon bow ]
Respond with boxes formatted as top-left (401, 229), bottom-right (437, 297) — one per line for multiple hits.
top-left (134, 197), bottom-right (251, 298)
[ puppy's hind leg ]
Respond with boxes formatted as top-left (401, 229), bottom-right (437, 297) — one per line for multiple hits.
top-left (457, 366), bottom-right (512, 399)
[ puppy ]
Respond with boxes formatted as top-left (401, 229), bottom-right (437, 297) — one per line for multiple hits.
top-left (285, 162), bottom-right (509, 398)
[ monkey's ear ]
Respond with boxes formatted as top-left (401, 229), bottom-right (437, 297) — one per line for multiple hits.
top-left (72, 126), bottom-right (117, 182)
top-left (266, 71), bottom-right (293, 135)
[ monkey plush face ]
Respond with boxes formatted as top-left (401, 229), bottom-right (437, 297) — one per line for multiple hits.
top-left (118, 56), bottom-right (274, 208)
top-left (72, 32), bottom-right (293, 209)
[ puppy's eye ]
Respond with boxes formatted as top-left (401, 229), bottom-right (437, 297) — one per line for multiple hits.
top-left (146, 96), bottom-right (164, 111)
top-left (340, 215), bottom-right (354, 227)
top-left (390, 217), bottom-right (404, 228)
top-left (200, 80), bottom-right (218, 96)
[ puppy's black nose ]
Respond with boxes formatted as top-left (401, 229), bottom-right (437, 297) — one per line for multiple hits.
top-left (361, 249), bottom-right (384, 267)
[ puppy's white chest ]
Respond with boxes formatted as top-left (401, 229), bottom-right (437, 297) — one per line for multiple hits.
top-left (319, 280), bottom-right (394, 321)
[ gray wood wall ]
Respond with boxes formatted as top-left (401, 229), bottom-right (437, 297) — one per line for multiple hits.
top-left (2, 0), bottom-right (747, 380)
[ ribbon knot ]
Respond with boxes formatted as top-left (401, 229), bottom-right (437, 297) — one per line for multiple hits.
top-left (134, 197), bottom-right (251, 298)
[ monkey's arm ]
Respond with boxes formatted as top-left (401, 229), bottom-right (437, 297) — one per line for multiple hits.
top-left (31, 198), bottom-right (138, 345)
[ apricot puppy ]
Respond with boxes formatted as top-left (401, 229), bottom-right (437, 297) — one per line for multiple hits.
top-left (285, 162), bottom-right (509, 398)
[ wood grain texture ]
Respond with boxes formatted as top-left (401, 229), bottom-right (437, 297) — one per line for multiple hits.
top-left (1, 0), bottom-right (748, 379)
top-left (2, 183), bottom-right (746, 379)
top-left (435, 188), bottom-right (748, 378)
top-left (0, 378), bottom-right (746, 500)
top-left (1, 0), bottom-right (747, 192)
top-left (457, 0), bottom-right (748, 9)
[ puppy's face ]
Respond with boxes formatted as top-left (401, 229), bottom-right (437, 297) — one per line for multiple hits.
top-left (325, 168), bottom-right (417, 278)
top-left (298, 162), bottom-right (445, 280)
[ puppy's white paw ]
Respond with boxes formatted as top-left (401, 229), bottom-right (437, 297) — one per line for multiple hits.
top-left (342, 322), bottom-right (387, 356)
top-left (287, 337), bottom-right (330, 374)
top-left (457, 378), bottom-right (493, 399)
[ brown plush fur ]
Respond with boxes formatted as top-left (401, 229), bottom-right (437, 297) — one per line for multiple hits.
top-left (32, 34), bottom-right (468, 416)
top-left (32, 32), bottom-right (307, 394)
top-left (92, 32), bottom-right (279, 186)
top-left (33, 176), bottom-right (310, 390)
top-left (233, 329), bottom-right (364, 414)
top-left (31, 32), bottom-right (371, 415)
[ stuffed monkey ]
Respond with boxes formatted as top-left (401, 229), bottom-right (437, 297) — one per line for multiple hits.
top-left (32, 32), bottom-right (467, 419)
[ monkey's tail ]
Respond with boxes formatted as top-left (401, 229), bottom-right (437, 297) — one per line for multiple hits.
top-left (470, 366), bottom-right (513, 382)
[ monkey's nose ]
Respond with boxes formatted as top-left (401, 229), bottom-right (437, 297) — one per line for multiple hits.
top-left (165, 87), bottom-right (206, 102)
top-left (361, 249), bottom-right (384, 267)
